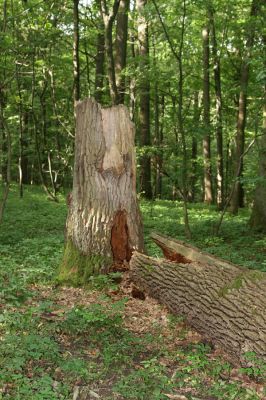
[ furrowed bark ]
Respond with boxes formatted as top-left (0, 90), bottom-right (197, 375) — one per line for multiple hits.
top-left (130, 233), bottom-right (266, 364)
top-left (59, 98), bottom-right (144, 285)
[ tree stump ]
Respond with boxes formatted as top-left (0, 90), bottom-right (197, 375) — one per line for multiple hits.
top-left (59, 98), bottom-right (144, 285)
top-left (130, 233), bottom-right (266, 364)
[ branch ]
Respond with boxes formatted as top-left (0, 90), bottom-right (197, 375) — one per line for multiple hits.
top-left (151, 0), bottom-right (180, 63)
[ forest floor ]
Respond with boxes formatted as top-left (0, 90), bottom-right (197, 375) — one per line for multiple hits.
top-left (0, 186), bottom-right (266, 400)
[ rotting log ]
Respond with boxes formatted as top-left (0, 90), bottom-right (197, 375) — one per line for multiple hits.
top-left (130, 233), bottom-right (266, 364)
top-left (59, 98), bottom-right (144, 285)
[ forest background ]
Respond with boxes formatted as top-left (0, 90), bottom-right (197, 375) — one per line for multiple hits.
top-left (0, 1), bottom-right (266, 399)
top-left (0, 0), bottom-right (265, 232)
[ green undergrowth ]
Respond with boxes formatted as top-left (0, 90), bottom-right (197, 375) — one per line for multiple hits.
top-left (142, 199), bottom-right (266, 272)
top-left (0, 185), bottom-right (265, 399)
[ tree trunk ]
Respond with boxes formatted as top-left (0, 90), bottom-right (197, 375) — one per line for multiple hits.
top-left (94, 25), bottom-right (105, 103)
top-left (250, 86), bottom-right (266, 231)
top-left (189, 92), bottom-right (201, 202)
top-left (73, 0), bottom-right (80, 106)
top-left (209, 5), bottom-right (224, 209)
top-left (154, 91), bottom-right (164, 198)
top-left (230, 0), bottom-right (261, 214)
top-left (100, 0), bottom-right (121, 105)
top-left (0, 88), bottom-right (11, 225)
top-left (129, 33), bottom-right (136, 121)
top-left (59, 98), bottom-right (144, 284)
top-left (0, 0), bottom-right (8, 184)
top-left (115, 0), bottom-right (129, 104)
top-left (137, 0), bottom-right (152, 199)
top-left (202, 24), bottom-right (213, 204)
top-left (130, 232), bottom-right (266, 364)
top-left (32, 112), bottom-right (58, 202)
top-left (0, 90), bottom-right (7, 184)
top-left (21, 111), bottom-right (29, 184)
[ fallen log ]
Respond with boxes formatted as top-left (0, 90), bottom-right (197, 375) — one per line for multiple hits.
top-left (130, 233), bottom-right (266, 364)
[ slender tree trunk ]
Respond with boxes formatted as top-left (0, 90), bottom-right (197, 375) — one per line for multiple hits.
top-left (230, 65), bottom-right (248, 214)
top-left (100, 0), bottom-right (121, 105)
top-left (189, 92), bottom-right (201, 202)
top-left (59, 98), bottom-right (144, 284)
top-left (21, 111), bottom-right (29, 184)
top-left (73, 0), bottom-right (80, 109)
top-left (115, 0), bottom-right (129, 104)
top-left (32, 112), bottom-right (58, 202)
top-left (0, 0), bottom-right (7, 183)
top-left (230, 0), bottom-right (261, 214)
top-left (47, 151), bottom-right (57, 197)
top-left (177, 0), bottom-right (191, 238)
top-left (151, 0), bottom-right (191, 235)
top-left (202, 23), bottom-right (213, 204)
top-left (0, 90), bottom-right (7, 183)
top-left (250, 83), bottom-right (266, 231)
top-left (129, 34), bottom-right (137, 121)
top-left (16, 64), bottom-right (24, 198)
top-left (154, 92), bottom-right (164, 198)
top-left (152, 35), bottom-right (163, 198)
top-left (137, 0), bottom-right (152, 199)
top-left (84, 40), bottom-right (91, 97)
top-left (94, 23), bottom-right (105, 103)
top-left (209, 5), bottom-right (224, 209)
top-left (225, 138), bottom-right (231, 199)
top-left (0, 88), bottom-right (11, 225)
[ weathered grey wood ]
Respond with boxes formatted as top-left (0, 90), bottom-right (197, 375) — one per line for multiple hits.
top-left (59, 98), bottom-right (143, 283)
top-left (130, 246), bottom-right (266, 364)
top-left (151, 232), bottom-right (244, 270)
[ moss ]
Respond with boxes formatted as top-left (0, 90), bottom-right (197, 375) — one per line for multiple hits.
top-left (218, 274), bottom-right (245, 297)
top-left (247, 270), bottom-right (265, 282)
top-left (143, 264), bottom-right (155, 273)
top-left (142, 264), bottom-right (154, 278)
top-left (57, 240), bottom-right (112, 286)
top-left (218, 270), bottom-right (265, 297)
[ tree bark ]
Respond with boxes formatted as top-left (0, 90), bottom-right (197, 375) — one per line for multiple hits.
top-left (202, 24), bottom-right (213, 204)
top-left (115, 0), bottom-right (129, 104)
top-left (59, 98), bottom-right (144, 284)
top-left (137, 0), bottom-right (152, 199)
top-left (130, 233), bottom-right (266, 364)
top-left (230, 0), bottom-right (261, 214)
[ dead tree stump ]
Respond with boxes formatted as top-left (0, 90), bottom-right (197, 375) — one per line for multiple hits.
top-left (59, 98), bottom-right (144, 284)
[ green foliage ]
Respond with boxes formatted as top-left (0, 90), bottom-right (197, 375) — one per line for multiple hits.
top-left (87, 272), bottom-right (122, 291)
top-left (239, 352), bottom-right (266, 381)
top-left (142, 199), bottom-right (266, 273)
top-left (0, 187), bottom-right (265, 399)
top-left (113, 358), bottom-right (172, 400)
top-left (61, 299), bottom-right (126, 335)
